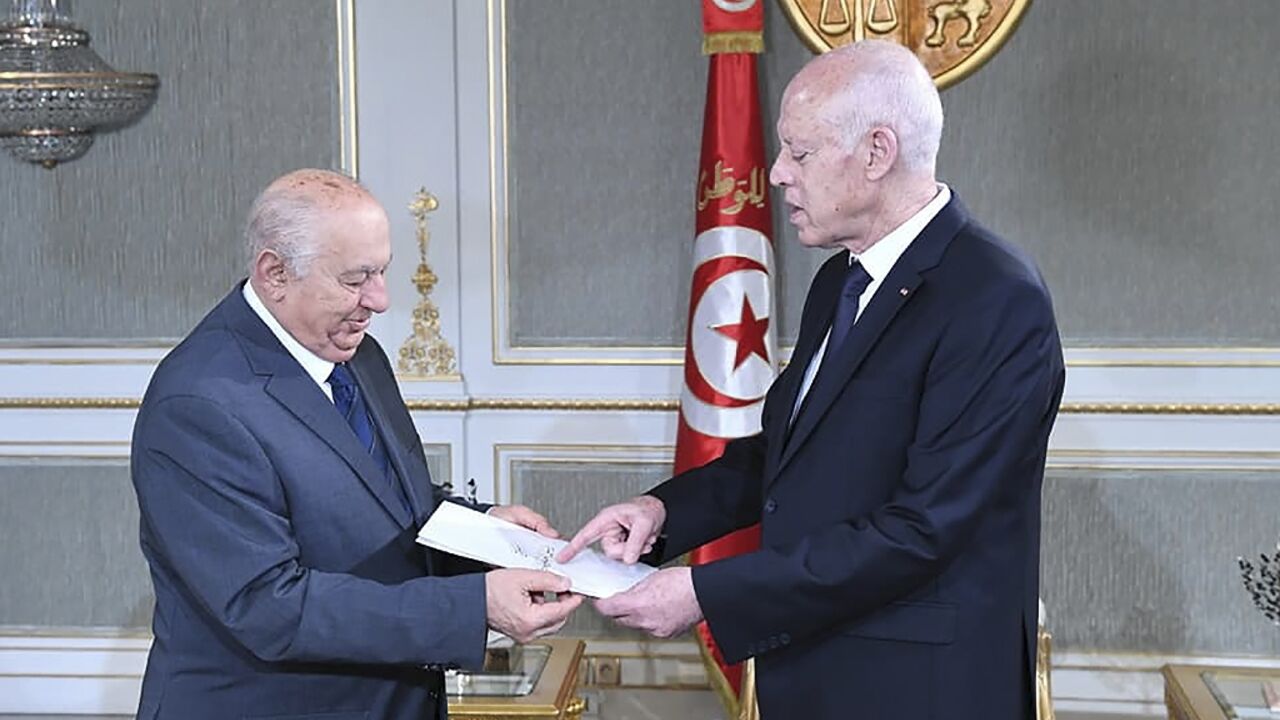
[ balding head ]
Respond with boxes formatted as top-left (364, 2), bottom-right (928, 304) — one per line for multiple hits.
top-left (244, 169), bottom-right (379, 277)
top-left (786, 40), bottom-right (943, 175)
top-left (245, 169), bottom-right (392, 362)
top-left (769, 41), bottom-right (945, 252)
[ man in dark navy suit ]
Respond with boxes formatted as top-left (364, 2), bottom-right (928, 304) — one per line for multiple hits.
top-left (131, 169), bottom-right (582, 719)
top-left (560, 40), bottom-right (1064, 719)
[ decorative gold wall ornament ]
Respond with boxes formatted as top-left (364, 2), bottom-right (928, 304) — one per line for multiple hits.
top-left (777, 0), bottom-right (1032, 89)
top-left (396, 189), bottom-right (459, 378)
top-left (0, 0), bottom-right (158, 167)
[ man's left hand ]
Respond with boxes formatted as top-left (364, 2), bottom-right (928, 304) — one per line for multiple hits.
top-left (594, 567), bottom-right (702, 639)
top-left (488, 505), bottom-right (560, 539)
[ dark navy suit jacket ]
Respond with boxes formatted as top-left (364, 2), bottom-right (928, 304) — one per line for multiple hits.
top-left (131, 286), bottom-right (486, 720)
top-left (649, 196), bottom-right (1065, 719)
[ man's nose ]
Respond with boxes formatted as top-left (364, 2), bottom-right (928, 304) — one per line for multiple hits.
top-left (769, 155), bottom-right (791, 187)
top-left (362, 273), bottom-right (390, 314)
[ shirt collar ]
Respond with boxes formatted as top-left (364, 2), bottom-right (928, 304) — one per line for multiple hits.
top-left (851, 183), bottom-right (952, 278)
top-left (242, 281), bottom-right (335, 388)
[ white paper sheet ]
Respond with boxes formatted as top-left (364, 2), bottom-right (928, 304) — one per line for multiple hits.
top-left (416, 501), bottom-right (657, 598)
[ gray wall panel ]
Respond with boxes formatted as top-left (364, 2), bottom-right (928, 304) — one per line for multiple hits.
top-left (0, 460), bottom-right (151, 629)
top-left (1042, 469), bottom-right (1280, 655)
top-left (0, 0), bottom-right (340, 341)
top-left (507, 0), bottom-right (1280, 348)
top-left (511, 459), bottom-right (671, 639)
top-left (933, 1), bottom-right (1280, 345)
top-left (506, 0), bottom-right (703, 347)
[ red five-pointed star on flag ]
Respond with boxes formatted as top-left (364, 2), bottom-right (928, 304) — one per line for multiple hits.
top-left (712, 296), bottom-right (770, 370)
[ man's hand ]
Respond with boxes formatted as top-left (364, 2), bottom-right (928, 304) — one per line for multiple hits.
top-left (556, 495), bottom-right (666, 565)
top-left (485, 569), bottom-right (583, 644)
top-left (489, 504), bottom-right (560, 539)
top-left (594, 567), bottom-right (702, 639)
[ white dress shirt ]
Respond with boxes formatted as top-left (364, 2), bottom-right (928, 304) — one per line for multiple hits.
top-left (243, 282), bottom-right (337, 402)
top-left (789, 184), bottom-right (952, 426)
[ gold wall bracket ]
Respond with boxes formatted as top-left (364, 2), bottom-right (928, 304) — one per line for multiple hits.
top-left (397, 188), bottom-right (460, 378)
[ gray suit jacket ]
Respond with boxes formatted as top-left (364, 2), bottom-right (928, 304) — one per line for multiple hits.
top-left (131, 284), bottom-right (486, 720)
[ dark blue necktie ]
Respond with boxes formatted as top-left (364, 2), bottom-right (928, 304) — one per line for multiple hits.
top-left (328, 364), bottom-right (408, 513)
top-left (827, 260), bottom-right (873, 354)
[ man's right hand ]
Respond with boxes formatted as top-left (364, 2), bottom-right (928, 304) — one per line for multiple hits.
top-left (485, 569), bottom-right (583, 644)
top-left (555, 495), bottom-right (667, 565)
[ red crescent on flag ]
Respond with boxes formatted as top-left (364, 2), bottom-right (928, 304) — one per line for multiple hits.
top-left (684, 255), bottom-right (769, 410)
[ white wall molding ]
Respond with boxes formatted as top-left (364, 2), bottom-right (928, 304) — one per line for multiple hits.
top-left (0, 634), bottom-right (149, 715)
top-left (6, 632), bottom-right (1273, 716)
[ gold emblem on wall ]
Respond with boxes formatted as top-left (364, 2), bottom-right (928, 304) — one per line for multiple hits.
top-left (396, 189), bottom-right (459, 378)
top-left (777, 0), bottom-right (1032, 88)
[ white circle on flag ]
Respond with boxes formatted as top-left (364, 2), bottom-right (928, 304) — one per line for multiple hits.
top-left (712, 0), bottom-right (758, 12)
top-left (682, 386), bottom-right (764, 438)
top-left (690, 267), bottom-right (776, 402)
top-left (694, 225), bottom-right (773, 268)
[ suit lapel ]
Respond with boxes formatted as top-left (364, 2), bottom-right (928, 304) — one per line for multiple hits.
top-left (348, 351), bottom-right (431, 523)
top-left (774, 264), bottom-right (923, 480)
top-left (764, 255), bottom-right (845, 479)
top-left (224, 286), bottom-right (414, 528)
top-left (770, 195), bottom-right (970, 483)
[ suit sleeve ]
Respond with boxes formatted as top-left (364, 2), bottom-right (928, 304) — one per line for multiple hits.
top-left (690, 280), bottom-right (1064, 664)
top-left (132, 394), bottom-right (487, 669)
top-left (647, 428), bottom-right (769, 562)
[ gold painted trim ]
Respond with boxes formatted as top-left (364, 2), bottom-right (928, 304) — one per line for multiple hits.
top-left (1063, 403), bottom-right (1280, 415)
top-left (487, 0), bottom-right (504, 365)
top-left (0, 71), bottom-right (155, 81)
top-left (1046, 448), bottom-right (1280, 472)
top-left (466, 399), bottom-right (679, 412)
top-left (0, 398), bottom-right (140, 409)
top-left (405, 399), bottom-right (472, 412)
top-left (0, 340), bottom-right (174, 348)
top-left (9, 346), bottom-right (1277, 367)
top-left (0, 358), bottom-right (163, 365)
top-left (397, 373), bottom-right (465, 383)
top-left (5, 397), bottom-right (1280, 415)
top-left (336, 0), bottom-right (359, 178)
top-left (0, 75), bottom-right (157, 89)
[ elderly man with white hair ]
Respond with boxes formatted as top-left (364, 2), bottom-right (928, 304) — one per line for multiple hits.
top-left (561, 40), bottom-right (1065, 719)
top-left (131, 170), bottom-right (582, 720)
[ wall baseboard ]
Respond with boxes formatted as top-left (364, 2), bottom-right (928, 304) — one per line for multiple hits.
top-left (0, 634), bottom-right (149, 715)
top-left (1052, 649), bottom-right (1280, 717)
top-left (4, 633), bottom-right (1276, 715)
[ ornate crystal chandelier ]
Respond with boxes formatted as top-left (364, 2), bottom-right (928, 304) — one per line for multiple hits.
top-left (0, 0), bottom-right (157, 168)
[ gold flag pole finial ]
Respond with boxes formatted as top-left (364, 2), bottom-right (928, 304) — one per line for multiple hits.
top-left (396, 188), bottom-right (459, 378)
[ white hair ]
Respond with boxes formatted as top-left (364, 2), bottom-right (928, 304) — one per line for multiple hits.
top-left (244, 189), bottom-right (324, 277)
top-left (824, 40), bottom-right (944, 175)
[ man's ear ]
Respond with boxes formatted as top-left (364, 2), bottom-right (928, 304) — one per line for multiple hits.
top-left (865, 126), bottom-right (899, 181)
top-left (252, 249), bottom-right (290, 300)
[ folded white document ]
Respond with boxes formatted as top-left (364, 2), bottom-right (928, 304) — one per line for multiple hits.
top-left (416, 501), bottom-right (657, 598)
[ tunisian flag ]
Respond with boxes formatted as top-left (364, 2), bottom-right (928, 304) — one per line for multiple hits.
top-left (677, 0), bottom-right (776, 707)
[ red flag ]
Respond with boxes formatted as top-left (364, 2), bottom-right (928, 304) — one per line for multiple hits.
top-left (678, 0), bottom-right (775, 707)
